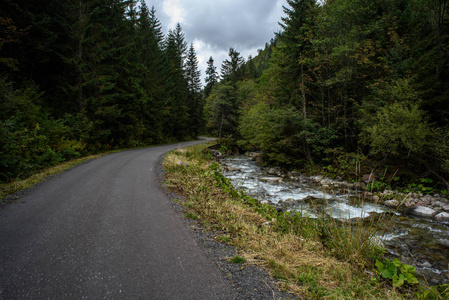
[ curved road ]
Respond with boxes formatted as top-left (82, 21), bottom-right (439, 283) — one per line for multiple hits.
top-left (0, 139), bottom-right (235, 299)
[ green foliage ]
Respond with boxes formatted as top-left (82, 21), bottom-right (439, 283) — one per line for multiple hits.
top-left (319, 217), bottom-right (385, 265)
top-left (375, 258), bottom-right (418, 287)
top-left (0, 80), bottom-right (86, 181)
top-left (366, 181), bottom-right (391, 192)
top-left (404, 178), bottom-right (436, 194)
top-left (229, 255), bottom-right (246, 264)
top-left (362, 101), bottom-right (432, 159)
top-left (239, 103), bottom-right (336, 167)
top-left (0, 1), bottom-right (206, 183)
top-left (416, 284), bottom-right (449, 300)
top-left (217, 235), bottom-right (231, 243)
top-left (212, 0), bottom-right (449, 189)
top-left (205, 83), bottom-right (240, 139)
top-left (185, 212), bottom-right (199, 220)
top-left (321, 148), bottom-right (369, 179)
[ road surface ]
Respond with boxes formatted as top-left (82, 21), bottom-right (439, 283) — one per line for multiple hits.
top-left (0, 139), bottom-right (235, 299)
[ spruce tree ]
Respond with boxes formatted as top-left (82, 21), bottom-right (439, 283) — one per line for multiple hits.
top-left (137, 1), bottom-right (166, 143)
top-left (185, 43), bottom-right (203, 136)
top-left (220, 47), bottom-right (244, 83)
top-left (204, 56), bottom-right (218, 99)
top-left (163, 27), bottom-right (189, 140)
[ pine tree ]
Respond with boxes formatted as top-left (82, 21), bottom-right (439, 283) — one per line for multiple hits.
top-left (173, 23), bottom-right (188, 71)
top-left (185, 43), bottom-right (203, 136)
top-left (221, 47), bottom-right (245, 83)
top-left (137, 1), bottom-right (166, 143)
top-left (204, 56), bottom-right (218, 99)
top-left (163, 27), bottom-right (189, 140)
top-left (149, 5), bottom-right (164, 46)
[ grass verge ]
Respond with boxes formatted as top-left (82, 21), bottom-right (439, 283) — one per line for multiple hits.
top-left (163, 142), bottom-right (409, 299)
top-left (0, 154), bottom-right (103, 201)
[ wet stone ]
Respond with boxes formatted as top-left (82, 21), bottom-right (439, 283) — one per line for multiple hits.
top-left (260, 177), bottom-right (283, 184)
top-left (385, 200), bottom-right (400, 208)
top-left (267, 168), bottom-right (281, 175)
top-left (409, 206), bottom-right (437, 218)
top-left (435, 212), bottom-right (449, 222)
top-left (362, 173), bottom-right (376, 183)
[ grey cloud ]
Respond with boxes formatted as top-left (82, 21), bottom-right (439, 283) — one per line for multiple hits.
top-left (183, 0), bottom-right (281, 51)
top-left (146, 0), bottom-right (282, 51)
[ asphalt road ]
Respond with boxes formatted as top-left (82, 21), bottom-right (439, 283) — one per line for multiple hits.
top-left (0, 139), bottom-right (235, 299)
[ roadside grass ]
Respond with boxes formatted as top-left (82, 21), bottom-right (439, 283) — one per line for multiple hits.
top-left (0, 154), bottom-right (103, 201)
top-left (163, 143), bottom-right (405, 299)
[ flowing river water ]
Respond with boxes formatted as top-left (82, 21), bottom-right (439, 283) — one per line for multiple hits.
top-left (221, 155), bottom-right (449, 285)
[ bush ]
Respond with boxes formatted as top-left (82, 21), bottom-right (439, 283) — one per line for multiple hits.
top-left (362, 101), bottom-right (432, 160)
top-left (0, 79), bottom-right (87, 182)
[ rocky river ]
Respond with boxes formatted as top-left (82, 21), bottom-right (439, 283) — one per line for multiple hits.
top-left (220, 155), bottom-right (449, 285)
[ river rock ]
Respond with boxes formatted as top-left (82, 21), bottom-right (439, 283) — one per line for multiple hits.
top-left (303, 196), bottom-right (328, 205)
top-left (267, 167), bottom-right (281, 175)
top-left (353, 182), bottom-right (366, 190)
top-left (247, 151), bottom-right (261, 158)
top-left (211, 149), bottom-right (224, 158)
top-left (385, 199), bottom-right (400, 208)
top-left (404, 198), bottom-right (419, 208)
top-left (277, 198), bottom-right (298, 210)
top-left (298, 175), bottom-right (313, 184)
top-left (435, 212), bottom-right (449, 221)
top-left (372, 195), bottom-right (380, 202)
top-left (222, 165), bottom-right (240, 172)
top-left (408, 206), bottom-right (437, 218)
top-left (433, 201), bottom-right (444, 209)
top-left (260, 177), bottom-right (283, 183)
top-left (381, 190), bottom-right (395, 197)
top-left (310, 175), bottom-right (323, 183)
top-left (419, 195), bottom-right (436, 206)
top-left (289, 171), bottom-right (301, 178)
top-left (443, 205), bottom-right (449, 211)
top-left (320, 179), bottom-right (333, 186)
top-left (362, 173), bottom-right (376, 183)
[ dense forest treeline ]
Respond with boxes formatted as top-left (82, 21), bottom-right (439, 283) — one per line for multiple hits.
top-left (0, 0), bottom-right (204, 182)
top-left (205, 0), bottom-right (449, 190)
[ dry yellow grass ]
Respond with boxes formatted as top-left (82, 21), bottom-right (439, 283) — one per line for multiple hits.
top-left (163, 145), bottom-right (403, 299)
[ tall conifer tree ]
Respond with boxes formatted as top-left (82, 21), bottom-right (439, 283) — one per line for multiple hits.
top-left (185, 43), bottom-right (203, 136)
top-left (204, 56), bottom-right (218, 99)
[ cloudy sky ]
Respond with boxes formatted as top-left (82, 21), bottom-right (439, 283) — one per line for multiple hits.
top-left (144, 0), bottom-right (286, 84)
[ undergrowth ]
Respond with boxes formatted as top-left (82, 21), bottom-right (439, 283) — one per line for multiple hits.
top-left (163, 143), bottom-right (415, 299)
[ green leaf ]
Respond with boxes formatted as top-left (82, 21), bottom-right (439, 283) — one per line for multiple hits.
top-left (392, 258), bottom-right (402, 268)
top-left (380, 262), bottom-right (397, 279)
top-left (404, 272), bottom-right (419, 285)
top-left (393, 274), bottom-right (405, 287)
top-left (400, 264), bottom-right (416, 274)
top-left (375, 259), bottom-right (384, 271)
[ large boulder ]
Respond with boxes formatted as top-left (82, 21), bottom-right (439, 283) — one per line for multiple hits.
top-left (408, 206), bottom-right (437, 218)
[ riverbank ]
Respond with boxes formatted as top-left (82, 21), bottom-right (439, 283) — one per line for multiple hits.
top-left (220, 154), bottom-right (449, 286)
top-left (163, 142), bottom-right (448, 299)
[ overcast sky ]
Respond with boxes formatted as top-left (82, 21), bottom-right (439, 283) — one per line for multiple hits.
top-left (144, 0), bottom-right (285, 84)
